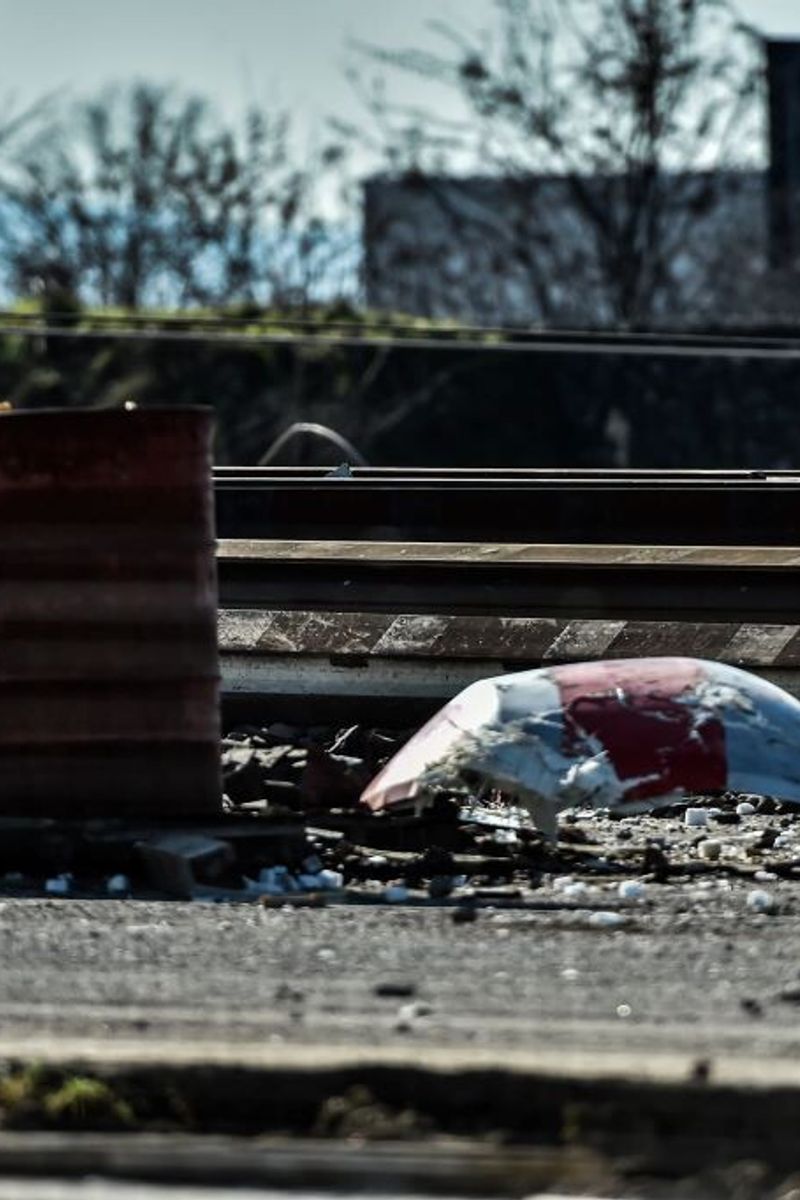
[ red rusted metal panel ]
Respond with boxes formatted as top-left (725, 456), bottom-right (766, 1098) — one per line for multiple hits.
top-left (0, 408), bottom-right (220, 816)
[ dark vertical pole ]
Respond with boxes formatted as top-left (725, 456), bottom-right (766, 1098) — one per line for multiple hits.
top-left (767, 40), bottom-right (800, 268)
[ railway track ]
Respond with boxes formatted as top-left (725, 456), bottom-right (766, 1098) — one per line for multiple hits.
top-left (213, 467), bottom-right (800, 722)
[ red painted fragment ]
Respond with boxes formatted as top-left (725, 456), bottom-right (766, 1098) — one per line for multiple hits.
top-left (552, 657), bottom-right (726, 801)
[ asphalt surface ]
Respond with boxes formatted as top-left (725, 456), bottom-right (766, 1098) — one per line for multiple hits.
top-left (2, 848), bottom-right (800, 1075)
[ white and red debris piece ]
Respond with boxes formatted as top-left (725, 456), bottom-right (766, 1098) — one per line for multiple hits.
top-left (360, 657), bottom-right (800, 838)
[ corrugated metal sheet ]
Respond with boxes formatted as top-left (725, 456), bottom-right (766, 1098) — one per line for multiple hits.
top-left (0, 408), bottom-right (220, 816)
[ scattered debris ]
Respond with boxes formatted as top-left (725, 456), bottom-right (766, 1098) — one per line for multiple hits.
top-left (1, 695), bottom-right (799, 914)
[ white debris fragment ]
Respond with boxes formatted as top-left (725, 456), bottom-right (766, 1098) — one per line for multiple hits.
top-left (297, 874), bottom-right (323, 891)
top-left (775, 833), bottom-right (795, 848)
top-left (618, 880), bottom-right (646, 901)
top-left (698, 839), bottom-right (722, 861)
top-left (106, 874), bottom-right (130, 896)
top-left (317, 869), bottom-right (344, 891)
top-left (383, 884), bottom-right (410, 904)
top-left (747, 888), bottom-right (778, 914)
top-left (245, 865), bottom-right (300, 896)
top-left (616, 1003), bottom-right (632, 1018)
top-left (754, 870), bottom-right (778, 883)
top-left (737, 801), bottom-right (757, 817)
top-left (684, 808), bottom-right (708, 828)
top-left (588, 911), bottom-right (626, 929)
top-left (553, 875), bottom-right (576, 892)
top-left (494, 828), bottom-right (519, 845)
top-left (297, 869), bottom-right (344, 892)
top-left (45, 873), bottom-right (72, 896)
top-left (562, 881), bottom-right (591, 899)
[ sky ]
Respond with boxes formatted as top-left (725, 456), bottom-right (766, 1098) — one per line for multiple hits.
top-left (2, 0), bottom-right (798, 158)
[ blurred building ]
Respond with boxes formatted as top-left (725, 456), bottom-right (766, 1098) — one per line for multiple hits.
top-left (363, 170), bottom-right (765, 326)
top-left (362, 40), bottom-right (800, 329)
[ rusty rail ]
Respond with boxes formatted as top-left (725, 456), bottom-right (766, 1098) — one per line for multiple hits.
top-left (213, 467), bottom-right (800, 545)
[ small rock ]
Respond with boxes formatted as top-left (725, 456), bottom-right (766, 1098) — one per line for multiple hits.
top-left (714, 811), bottom-right (740, 826)
top-left (427, 876), bottom-right (454, 899)
top-left (740, 997), bottom-right (764, 1017)
top-left (747, 888), bottom-right (778, 914)
top-left (375, 981), bottom-right (417, 998)
top-left (698, 839), bottom-right (722, 861)
top-left (452, 902), bottom-right (478, 924)
top-left (737, 801), bottom-right (757, 818)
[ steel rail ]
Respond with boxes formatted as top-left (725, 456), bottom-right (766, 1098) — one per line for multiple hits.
top-left (213, 473), bottom-right (800, 544)
top-left (216, 534), bottom-right (800, 720)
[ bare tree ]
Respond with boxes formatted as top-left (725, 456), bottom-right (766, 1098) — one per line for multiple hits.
top-left (354, 0), bottom-right (763, 326)
top-left (2, 83), bottom-right (355, 310)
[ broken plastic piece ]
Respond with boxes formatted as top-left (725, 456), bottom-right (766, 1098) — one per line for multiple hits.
top-left (360, 658), bottom-right (800, 838)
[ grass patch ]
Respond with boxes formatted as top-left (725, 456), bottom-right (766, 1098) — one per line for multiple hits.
top-left (0, 1064), bottom-right (134, 1131)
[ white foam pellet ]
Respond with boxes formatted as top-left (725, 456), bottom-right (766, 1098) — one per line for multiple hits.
top-left (561, 967), bottom-right (580, 981)
top-left (747, 888), bottom-right (777, 914)
top-left (106, 874), bottom-right (130, 896)
top-left (737, 801), bottom-right (757, 817)
top-left (45, 874), bottom-right (72, 896)
top-left (383, 884), bottom-right (409, 904)
top-left (616, 1003), bottom-right (632, 1018)
top-left (684, 808), bottom-right (708, 828)
top-left (588, 911), bottom-right (625, 929)
top-left (618, 880), bottom-right (646, 901)
top-left (754, 870), bottom-right (778, 883)
top-left (562, 881), bottom-right (590, 899)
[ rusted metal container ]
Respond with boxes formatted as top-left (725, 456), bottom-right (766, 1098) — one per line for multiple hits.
top-left (0, 407), bottom-right (221, 816)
